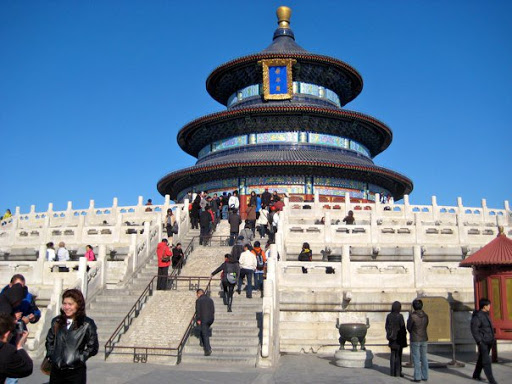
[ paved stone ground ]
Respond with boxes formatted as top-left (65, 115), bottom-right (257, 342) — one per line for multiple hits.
top-left (22, 351), bottom-right (512, 384)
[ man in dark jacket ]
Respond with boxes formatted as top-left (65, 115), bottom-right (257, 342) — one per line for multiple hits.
top-left (0, 313), bottom-right (33, 382)
top-left (407, 299), bottom-right (429, 383)
top-left (199, 206), bottom-right (213, 246)
top-left (195, 289), bottom-right (214, 356)
top-left (470, 298), bottom-right (498, 384)
top-left (228, 209), bottom-right (242, 246)
top-left (261, 188), bottom-right (271, 208)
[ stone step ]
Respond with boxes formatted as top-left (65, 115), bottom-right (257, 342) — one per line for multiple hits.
top-left (209, 327), bottom-right (259, 337)
top-left (185, 344), bottom-right (259, 355)
top-left (91, 294), bottom-right (141, 303)
top-left (200, 335), bottom-right (260, 346)
top-left (209, 319), bottom-right (259, 327)
top-left (179, 353), bottom-right (256, 366)
top-left (89, 301), bottom-right (139, 310)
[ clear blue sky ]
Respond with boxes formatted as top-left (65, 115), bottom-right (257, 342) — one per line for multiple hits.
top-left (1, 0), bottom-right (511, 212)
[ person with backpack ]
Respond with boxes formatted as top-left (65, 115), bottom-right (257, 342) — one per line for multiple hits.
top-left (237, 244), bottom-right (257, 299)
top-left (252, 241), bottom-right (266, 298)
top-left (239, 221), bottom-right (254, 246)
top-left (211, 254), bottom-right (240, 312)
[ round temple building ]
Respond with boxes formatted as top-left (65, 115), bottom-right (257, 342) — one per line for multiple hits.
top-left (157, 7), bottom-right (413, 203)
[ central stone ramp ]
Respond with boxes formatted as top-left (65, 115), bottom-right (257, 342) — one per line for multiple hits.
top-left (102, 222), bottom-right (231, 363)
top-left (180, 289), bottom-right (262, 366)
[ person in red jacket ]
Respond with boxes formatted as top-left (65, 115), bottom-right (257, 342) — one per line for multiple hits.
top-left (156, 239), bottom-right (172, 290)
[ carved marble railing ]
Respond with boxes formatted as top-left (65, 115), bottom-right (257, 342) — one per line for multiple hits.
top-left (282, 193), bottom-right (511, 254)
top-left (0, 195), bottom-right (184, 249)
top-left (286, 193), bottom-right (510, 225)
top-left (259, 244), bottom-right (280, 368)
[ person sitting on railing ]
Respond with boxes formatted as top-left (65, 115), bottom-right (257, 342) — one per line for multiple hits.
top-left (171, 243), bottom-right (184, 270)
top-left (156, 239), bottom-right (172, 290)
top-left (298, 242), bottom-right (313, 274)
top-left (56, 242), bottom-right (70, 262)
top-left (211, 253), bottom-right (240, 312)
top-left (343, 210), bottom-right (355, 225)
top-left (84, 245), bottom-right (96, 261)
top-left (145, 199), bottom-right (153, 212)
top-left (1, 209), bottom-right (12, 225)
top-left (46, 243), bottom-right (56, 262)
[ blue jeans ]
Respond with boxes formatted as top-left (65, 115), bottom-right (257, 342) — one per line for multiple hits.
top-left (238, 268), bottom-right (253, 298)
top-left (254, 272), bottom-right (264, 291)
top-left (410, 341), bottom-right (428, 381)
top-left (6, 378), bottom-right (18, 384)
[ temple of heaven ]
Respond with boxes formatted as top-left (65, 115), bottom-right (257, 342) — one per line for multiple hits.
top-left (157, 6), bottom-right (413, 203)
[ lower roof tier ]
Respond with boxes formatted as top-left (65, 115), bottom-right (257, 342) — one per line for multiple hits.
top-left (157, 151), bottom-right (413, 201)
top-left (177, 105), bottom-right (392, 159)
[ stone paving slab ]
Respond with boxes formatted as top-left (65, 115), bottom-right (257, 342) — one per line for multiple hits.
top-left (22, 352), bottom-right (512, 384)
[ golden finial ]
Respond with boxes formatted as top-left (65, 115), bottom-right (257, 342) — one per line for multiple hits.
top-left (277, 6), bottom-right (292, 29)
top-left (498, 226), bottom-right (504, 236)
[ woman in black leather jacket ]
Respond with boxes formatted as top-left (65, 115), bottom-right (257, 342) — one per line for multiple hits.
top-left (45, 289), bottom-right (98, 384)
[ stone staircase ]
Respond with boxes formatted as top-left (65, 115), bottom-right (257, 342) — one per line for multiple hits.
top-left (180, 288), bottom-right (262, 366)
top-left (86, 228), bottom-right (200, 358)
top-left (97, 222), bottom-right (239, 362)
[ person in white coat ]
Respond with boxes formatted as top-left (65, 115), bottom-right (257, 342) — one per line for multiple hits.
top-left (237, 244), bottom-right (257, 298)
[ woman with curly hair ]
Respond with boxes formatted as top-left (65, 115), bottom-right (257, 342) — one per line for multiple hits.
top-left (45, 289), bottom-right (98, 383)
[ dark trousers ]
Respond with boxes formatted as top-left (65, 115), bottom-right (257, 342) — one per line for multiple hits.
top-left (229, 231), bottom-right (237, 246)
top-left (199, 321), bottom-right (213, 353)
top-left (254, 272), bottom-right (264, 291)
top-left (200, 225), bottom-right (210, 245)
top-left (247, 220), bottom-right (256, 235)
top-left (157, 266), bottom-right (169, 290)
top-left (238, 268), bottom-right (253, 298)
top-left (473, 342), bottom-right (496, 383)
top-left (190, 215), bottom-right (199, 229)
top-left (258, 224), bottom-right (267, 238)
top-left (389, 346), bottom-right (403, 376)
top-left (222, 281), bottom-right (235, 309)
top-left (166, 224), bottom-right (173, 237)
top-left (50, 366), bottom-right (86, 384)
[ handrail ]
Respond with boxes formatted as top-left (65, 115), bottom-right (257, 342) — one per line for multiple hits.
top-left (104, 275), bottom-right (156, 359)
top-left (176, 275), bottom-right (214, 364)
top-left (104, 275), bottom-right (216, 362)
top-left (103, 230), bottom-right (222, 361)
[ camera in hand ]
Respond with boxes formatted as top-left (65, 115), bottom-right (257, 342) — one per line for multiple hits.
top-left (15, 321), bottom-right (24, 334)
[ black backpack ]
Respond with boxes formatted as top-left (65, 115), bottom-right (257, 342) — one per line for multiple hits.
top-left (255, 249), bottom-right (265, 271)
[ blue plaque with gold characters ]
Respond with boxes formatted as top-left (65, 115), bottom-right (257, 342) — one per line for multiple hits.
top-left (260, 58), bottom-right (296, 100)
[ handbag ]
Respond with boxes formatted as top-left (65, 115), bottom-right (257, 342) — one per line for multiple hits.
top-left (41, 323), bottom-right (58, 375)
top-left (171, 221), bottom-right (179, 234)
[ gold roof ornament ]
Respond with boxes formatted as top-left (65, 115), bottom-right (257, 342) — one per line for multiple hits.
top-left (277, 6), bottom-right (292, 29)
